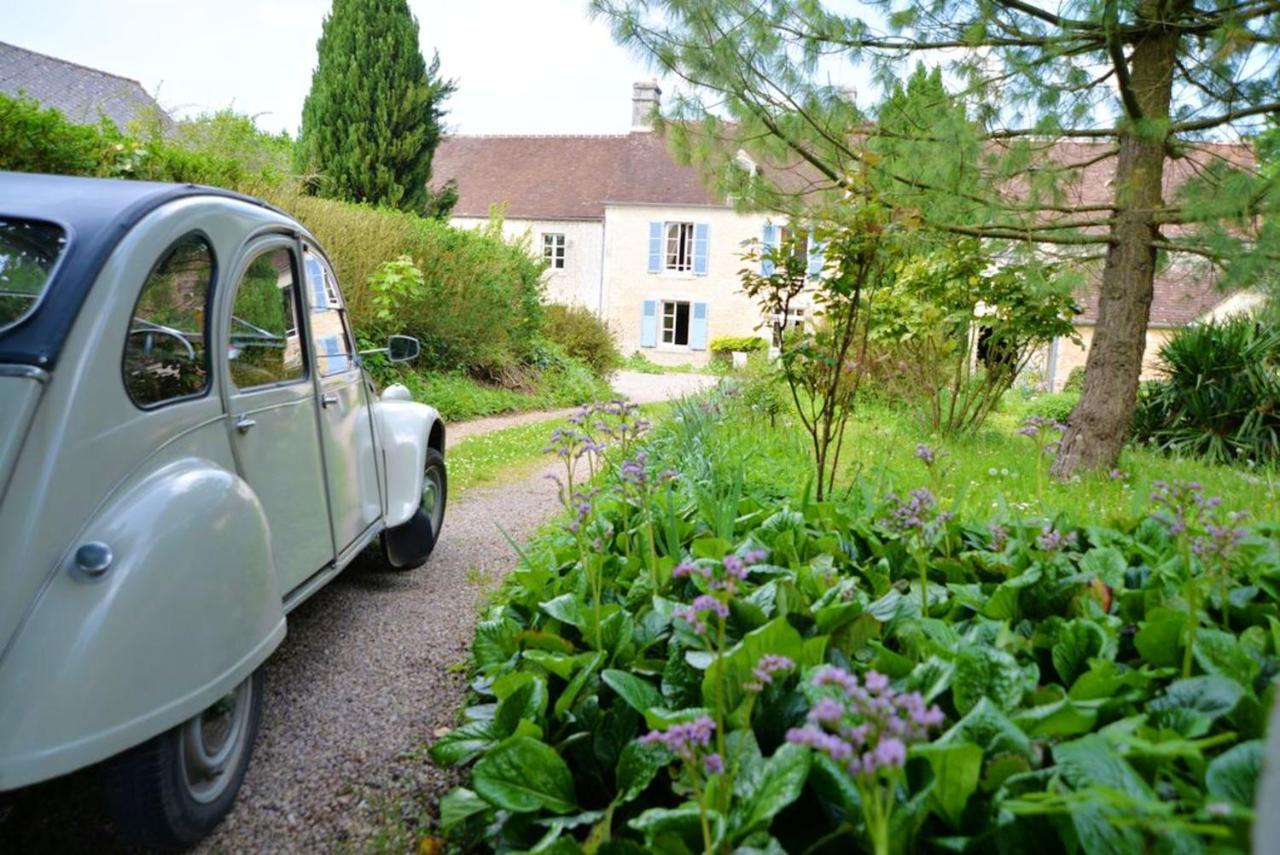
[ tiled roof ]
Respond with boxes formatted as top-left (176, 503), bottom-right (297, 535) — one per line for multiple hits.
top-left (431, 132), bottom-right (723, 220)
top-left (0, 41), bottom-right (171, 131)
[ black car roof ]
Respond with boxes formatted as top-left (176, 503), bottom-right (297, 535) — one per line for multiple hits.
top-left (0, 171), bottom-right (286, 369)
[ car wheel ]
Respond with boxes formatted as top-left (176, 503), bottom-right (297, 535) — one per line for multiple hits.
top-left (380, 447), bottom-right (448, 569)
top-left (103, 671), bottom-right (263, 851)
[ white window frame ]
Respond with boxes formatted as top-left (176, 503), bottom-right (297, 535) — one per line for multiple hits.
top-left (664, 222), bottom-right (695, 273)
top-left (661, 300), bottom-right (691, 346)
top-left (542, 232), bottom-right (566, 269)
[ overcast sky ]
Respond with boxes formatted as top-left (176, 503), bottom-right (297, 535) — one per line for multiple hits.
top-left (4, 0), bottom-right (677, 136)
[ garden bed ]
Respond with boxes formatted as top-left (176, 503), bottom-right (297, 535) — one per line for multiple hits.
top-left (428, 391), bottom-right (1277, 853)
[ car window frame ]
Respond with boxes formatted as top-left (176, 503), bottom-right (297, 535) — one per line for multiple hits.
top-left (301, 244), bottom-right (358, 378)
top-left (0, 215), bottom-right (71, 336)
top-left (226, 243), bottom-right (312, 393)
top-left (120, 229), bottom-right (217, 411)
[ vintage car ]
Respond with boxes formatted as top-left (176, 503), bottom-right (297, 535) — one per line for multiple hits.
top-left (0, 172), bottom-right (447, 848)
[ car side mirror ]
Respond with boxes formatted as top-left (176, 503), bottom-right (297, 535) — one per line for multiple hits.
top-left (387, 335), bottom-right (420, 363)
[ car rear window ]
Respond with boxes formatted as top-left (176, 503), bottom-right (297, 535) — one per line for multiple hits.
top-left (0, 218), bottom-right (68, 332)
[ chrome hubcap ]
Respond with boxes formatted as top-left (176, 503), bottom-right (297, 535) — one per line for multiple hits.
top-left (180, 676), bottom-right (252, 804)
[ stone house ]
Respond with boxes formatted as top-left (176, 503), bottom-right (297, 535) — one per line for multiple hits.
top-left (432, 82), bottom-right (1259, 377)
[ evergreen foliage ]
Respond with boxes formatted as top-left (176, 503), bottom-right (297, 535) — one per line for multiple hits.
top-left (297, 0), bottom-right (455, 215)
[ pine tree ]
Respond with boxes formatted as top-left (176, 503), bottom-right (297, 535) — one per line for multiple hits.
top-left (298, 0), bottom-right (455, 215)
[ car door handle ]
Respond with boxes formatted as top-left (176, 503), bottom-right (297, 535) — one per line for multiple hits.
top-left (234, 415), bottom-right (256, 433)
top-left (321, 393), bottom-right (339, 409)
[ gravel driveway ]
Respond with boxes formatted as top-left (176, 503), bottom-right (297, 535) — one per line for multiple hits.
top-left (0, 371), bottom-right (716, 853)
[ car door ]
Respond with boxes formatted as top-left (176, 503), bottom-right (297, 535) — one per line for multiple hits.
top-left (301, 245), bottom-right (383, 556)
top-left (223, 238), bottom-right (335, 594)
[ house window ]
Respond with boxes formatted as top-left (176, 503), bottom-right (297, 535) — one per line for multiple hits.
top-left (542, 233), bottom-right (566, 269)
top-left (665, 222), bottom-right (694, 272)
top-left (777, 226), bottom-right (809, 264)
top-left (662, 300), bottom-right (691, 346)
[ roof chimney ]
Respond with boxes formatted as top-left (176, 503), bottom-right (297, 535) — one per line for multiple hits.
top-left (631, 79), bottom-right (662, 131)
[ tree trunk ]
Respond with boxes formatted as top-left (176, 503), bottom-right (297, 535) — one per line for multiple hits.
top-left (1052, 7), bottom-right (1181, 477)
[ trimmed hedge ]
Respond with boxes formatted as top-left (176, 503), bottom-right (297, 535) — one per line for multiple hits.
top-left (710, 335), bottom-right (768, 354)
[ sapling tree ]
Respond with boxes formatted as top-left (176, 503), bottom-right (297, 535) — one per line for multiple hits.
top-left (739, 175), bottom-right (895, 500)
top-left (593, 0), bottom-right (1280, 475)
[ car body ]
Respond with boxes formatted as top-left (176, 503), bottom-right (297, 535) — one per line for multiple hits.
top-left (0, 172), bottom-right (446, 847)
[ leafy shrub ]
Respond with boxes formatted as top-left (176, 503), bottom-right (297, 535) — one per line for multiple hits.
top-left (709, 335), bottom-right (768, 354)
top-left (1014, 390), bottom-right (1080, 424)
top-left (1133, 315), bottom-right (1280, 464)
top-left (722, 354), bottom-right (788, 425)
top-left (869, 239), bottom-right (1080, 434)
top-left (265, 194), bottom-right (544, 376)
top-left (433, 392), bottom-right (1275, 853)
top-left (541, 303), bottom-right (622, 377)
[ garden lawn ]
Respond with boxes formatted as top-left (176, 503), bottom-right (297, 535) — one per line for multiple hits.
top-left (428, 390), bottom-right (1279, 854)
top-left (745, 399), bottom-right (1278, 529)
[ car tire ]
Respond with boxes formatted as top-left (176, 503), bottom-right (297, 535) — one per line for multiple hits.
top-left (377, 447), bottom-right (447, 570)
top-left (103, 671), bottom-right (263, 851)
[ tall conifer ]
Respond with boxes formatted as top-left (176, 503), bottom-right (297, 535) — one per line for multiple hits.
top-left (298, 0), bottom-right (454, 214)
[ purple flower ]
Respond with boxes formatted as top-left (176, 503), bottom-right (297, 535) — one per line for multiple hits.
top-left (691, 594), bottom-right (729, 619)
top-left (987, 522), bottom-right (1008, 552)
top-left (1036, 524), bottom-right (1077, 554)
top-left (743, 548), bottom-right (768, 565)
top-left (639, 715), bottom-right (716, 763)
top-left (723, 554), bottom-right (748, 580)
top-left (864, 671), bottom-right (889, 693)
top-left (751, 654), bottom-right (795, 687)
top-left (1109, 468), bottom-right (1127, 481)
top-left (872, 737), bottom-right (906, 769)
top-left (915, 443), bottom-right (937, 465)
top-left (701, 753), bottom-right (724, 775)
top-left (672, 560), bottom-right (698, 579)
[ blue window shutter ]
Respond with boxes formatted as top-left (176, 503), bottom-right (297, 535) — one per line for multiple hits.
top-left (640, 300), bottom-right (658, 348)
top-left (647, 222), bottom-right (662, 273)
top-left (761, 224), bottom-right (779, 276)
top-left (306, 258), bottom-right (328, 310)
top-left (807, 234), bottom-right (826, 278)
top-left (690, 303), bottom-right (709, 351)
top-left (693, 223), bottom-right (709, 275)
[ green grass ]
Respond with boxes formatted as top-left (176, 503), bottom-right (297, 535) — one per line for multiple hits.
top-left (698, 396), bottom-right (1278, 528)
top-left (393, 365), bottom-right (611, 423)
top-left (448, 403), bottom-right (673, 495)
top-left (621, 351), bottom-right (700, 375)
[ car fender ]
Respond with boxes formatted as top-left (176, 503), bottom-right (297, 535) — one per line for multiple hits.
top-left (0, 457), bottom-right (285, 791)
top-left (374, 387), bottom-right (443, 529)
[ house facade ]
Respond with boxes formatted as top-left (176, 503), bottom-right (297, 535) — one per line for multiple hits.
top-left (433, 82), bottom-right (1257, 377)
top-left (433, 82), bottom-right (810, 365)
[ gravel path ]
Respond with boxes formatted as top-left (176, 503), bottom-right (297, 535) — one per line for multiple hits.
top-left (0, 371), bottom-right (717, 853)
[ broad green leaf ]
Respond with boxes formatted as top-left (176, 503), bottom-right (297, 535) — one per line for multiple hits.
top-left (554, 652), bottom-right (604, 719)
top-left (912, 742), bottom-right (982, 828)
top-left (1080, 547), bottom-right (1127, 587)
top-left (493, 673), bottom-right (548, 731)
top-left (1051, 735), bottom-right (1156, 855)
top-left (1193, 628), bottom-right (1260, 686)
top-left (702, 617), bottom-right (805, 713)
top-left (643, 706), bottom-right (712, 729)
top-left (1051, 619), bottom-right (1109, 685)
top-left (734, 743), bottom-right (810, 837)
top-left (603, 669), bottom-right (662, 714)
top-left (951, 643), bottom-right (1027, 714)
top-left (523, 649), bottom-right (578, 680)
top-left (439, 787), bottom-right (490, 830)
top-left (1206, 740), bottom-right (1263, 806)
top-left (474, 617), bottom-right (521, 671)
top-left (1134, 608), bottom-right (1184, 668)
top-left (691, 537), bottom-right (731, 560)
top-left (472, 736), bottom-right (578, 814)
top-left (1147, 675), bottom-right (1245, 737)
top-left (428, 719), bottom-right (500, 766)
top-left (615, 741), bottom-right (669, 804)
top-left (1013, 697), bottom-right (1098, 738)
top-left (541, 593), bottom-right (588, 628)
top-left (938, 697), bottom-right (1033, 760)
top-left (629, 804), bottom-right (725, 852)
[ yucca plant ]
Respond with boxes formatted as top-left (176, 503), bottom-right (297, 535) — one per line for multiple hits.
top-left (1133, 313), bottom-right (1280, 465)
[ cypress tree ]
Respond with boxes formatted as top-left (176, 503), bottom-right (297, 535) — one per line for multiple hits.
top-left (298, 0), bottom-right (455, 214)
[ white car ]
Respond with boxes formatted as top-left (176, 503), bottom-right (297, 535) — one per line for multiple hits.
top-left (0, 172), bottom-right (447, 848)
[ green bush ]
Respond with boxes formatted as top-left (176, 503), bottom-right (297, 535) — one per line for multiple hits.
top-left (1063, 366), bottom-right (1086, 392)
top-left (262, 191), bottom-right (544, 377)
top-left (541, 303), bottom-right (622, 377)
top-left (1133, 315), bottom-right (1280, 464)
top-left (1010, 389), bottom-right (1079, 424)
top-left (709, 335), bottom-right (768, 354)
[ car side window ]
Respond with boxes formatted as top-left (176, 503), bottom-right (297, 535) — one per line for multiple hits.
top-left (123, 233), bottom-right (214, 408)
top-left (302, 248), bottom-right (354, 376)
top-left (228, 248), bottom-right (307, 388)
